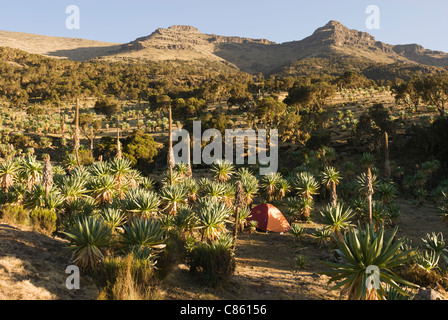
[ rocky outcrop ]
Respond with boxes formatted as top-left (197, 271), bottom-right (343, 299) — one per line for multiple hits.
top-left (122, 25), bottom-right (275, 53)
top-left (310, 20), bottom-right (377, 47)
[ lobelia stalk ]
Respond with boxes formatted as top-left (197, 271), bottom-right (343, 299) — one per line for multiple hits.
top-left (168, 105), bottom-right (174, 185)
top-left (74, 98), bottom-right (81, 170)
top-left (366, 167), bottom-right (374, 225)
top-left (42, 154), bottom-right (53, 198)
top-left (233, 180), bottom-right (246, 252)
top-left (116, 121), bottom-right (122, 160)
top-left (384, 132), bottom-right (391, 179)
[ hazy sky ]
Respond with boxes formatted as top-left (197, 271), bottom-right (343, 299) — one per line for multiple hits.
top-left (0, 0), bottom-right (447, 52)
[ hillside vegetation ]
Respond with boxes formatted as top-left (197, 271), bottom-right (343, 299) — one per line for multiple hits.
top-left (1, 20), bottom-right (448, 301)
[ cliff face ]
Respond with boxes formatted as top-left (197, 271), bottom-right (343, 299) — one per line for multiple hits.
top-left (392, 44), bottom-right (448, 67)
top-left (313, 20), bottom-right (377, 47)
top-left (122, 25), bottom-right (275, 52)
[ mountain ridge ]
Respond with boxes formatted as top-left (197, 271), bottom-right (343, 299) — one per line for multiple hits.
top-left (1, 21), bottom-right (447, 77)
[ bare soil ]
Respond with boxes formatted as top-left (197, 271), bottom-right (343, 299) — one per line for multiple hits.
top-left (1, 198), bottom-right (447, 300)
top-left (0, 223), bottom-right (97, 300)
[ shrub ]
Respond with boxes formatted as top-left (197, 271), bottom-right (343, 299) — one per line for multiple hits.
top-left (0, 204), bottom-right (31, 226)
top-left (195, 198), bottom-right (232, 241)
top-left (99, 208), bottom-right (126, 233)
top-left (119, 217), bottom-right (165, 249)
top-left (188, 237), bottom-right (236, 286)
top-left (155, 230), bottom-right (185, 280)
top-left (319, 202), bottom-right (355, 234)
top-left (289, 223), bottom-right (305, 242)
top-left (30, 208), bottom-right (57, 234)
top-left (305, 131), bottom-right (332, 150)
top-left (395, 262), bottom-right (448, 289)
top-left (295, 255), bottom-right (307, 269)
top-left (320, 223), bottom-right (417, 300)
top-left (96, 252), bottom-right (161, 300)
top-left (93, 97), bottom-right (121, 119)
top-left (123, 130), bottom-right (158, 173)
top-left (312, 227), bottom-right (332, 248)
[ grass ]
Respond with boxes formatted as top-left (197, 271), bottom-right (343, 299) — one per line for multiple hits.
top-left (97, 253), bottom-right (163, 300)
top-left (0, 204), bottom-right (32, 226)
top-left (0, 204), bottom-right (57, 235)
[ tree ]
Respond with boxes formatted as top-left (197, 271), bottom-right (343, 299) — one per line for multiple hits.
top-left (73, 98), bottom-right (81, 170)
top-left (123, 130), bottom-right (158, 174)
top-left (392, 77), bottom-right (424, 111)
top-left (335, 71), bottom-right (375, 90)
top-left (311, 82), bottom-right (337, 112)
top-left (153, 94), bottom-right (172, 113)
top-left (355, 104), bottom-right (396, 150)
top-left (421, 74), bottom-right (448, 116)
top-left (284, 85), bottom-right (314, 110)
top-left (227, 84), bottom-right (251, 109)
top-left (233, 181), bottom-right (246, 252)
top-left (42, 154), bottom-right (53, 198)
top-left (285, 82), bottom-right (336, 112)
top-left (277, 113), bottom-right (309, 146)
top-left (384, 132), bottom-right (391, 179)
top-left (255, 96), bottom-right (287, 128)
top-left (94, 97), bottom-right (121, 119)
top-left (168, 103), bottom-right (174, 185)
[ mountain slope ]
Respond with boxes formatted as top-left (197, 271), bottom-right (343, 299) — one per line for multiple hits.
top-left (0, 30), bottom-right (121, 60)
top-left (1, 21), bottom-right (447, 77)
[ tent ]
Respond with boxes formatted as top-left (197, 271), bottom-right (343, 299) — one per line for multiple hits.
top-left (247, 203), bottom-right (291, 233)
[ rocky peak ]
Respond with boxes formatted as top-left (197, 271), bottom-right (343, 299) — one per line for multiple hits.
top-left (154, 25), bottom-right (201, 36)
top-left (124, 25), bottom-right (207, 51)
top-left (166, 25), bottom-right (200, 33)
top-left (310, 20), bottom-right (377, 47)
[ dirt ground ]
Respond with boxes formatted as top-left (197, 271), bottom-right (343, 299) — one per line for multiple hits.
top-left (1, 197), bottom-right (447, 300)
top-left (0, 223), bottom-right (98, 300)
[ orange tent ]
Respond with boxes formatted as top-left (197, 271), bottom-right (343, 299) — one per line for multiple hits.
top-left (247, 203), bottom-right (291, 233)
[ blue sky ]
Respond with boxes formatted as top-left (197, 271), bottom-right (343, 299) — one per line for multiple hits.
top-left (0, 0), bottom-right (447, 52)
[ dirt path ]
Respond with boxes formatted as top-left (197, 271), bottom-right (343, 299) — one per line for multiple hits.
top-left (162, 228), bottom-right (340, 300)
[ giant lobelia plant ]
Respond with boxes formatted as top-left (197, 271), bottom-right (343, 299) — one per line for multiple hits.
top-left (320, 222), bottom-right (417, 300)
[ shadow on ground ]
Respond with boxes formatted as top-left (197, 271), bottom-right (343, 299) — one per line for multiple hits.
top-left (0, 223), bottom-right (98, 300)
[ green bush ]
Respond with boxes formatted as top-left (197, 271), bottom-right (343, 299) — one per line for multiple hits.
top-left (123, 130), bottom-right (158, 171)
top-left (63, 216), bottom-right (113, 272)
top-left (0, 204), bottom-right (57, 234)
top-left (155, 231), bottom-right (185, 280)
top-left (30, 208), bottom-right (57, 234)
top-left (0, 204), bottom-right (31, 226)
top-left (188, 238), bottom-right (235, 286)
top-left (93, 97), bottom-right (121, 119)
top-left (305, 131), bottom-right (332, 150)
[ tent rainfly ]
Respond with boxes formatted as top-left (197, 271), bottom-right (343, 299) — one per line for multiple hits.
top-left (247, 203), bottom-right (290, 233)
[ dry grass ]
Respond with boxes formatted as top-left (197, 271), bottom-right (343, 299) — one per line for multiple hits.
top-left (1, 194), bottom-right (448, 300)
top-left (0, 222), bottom-right (98, 300)
top-left (0, 30), bottom-right (120, 61)
top-left (0, 256), bottom-right (56, 300)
